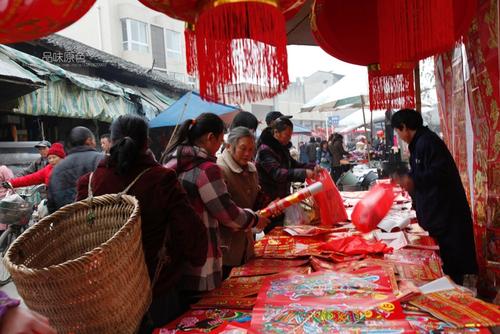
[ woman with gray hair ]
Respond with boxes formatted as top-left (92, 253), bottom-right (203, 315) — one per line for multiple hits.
top-left (217, 126), bottom-right (263, 277)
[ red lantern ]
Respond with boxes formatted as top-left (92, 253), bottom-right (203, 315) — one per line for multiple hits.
top-left (311, 0), bottom-right (477, 110)
top-left (195, 0), bottom-right (306, 103)
top-left (0, 0), bottom-right (96, 44)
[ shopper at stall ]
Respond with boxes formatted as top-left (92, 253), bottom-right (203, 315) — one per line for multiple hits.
top-left (317, 140), bottom-right (332, 171)
top-left (19, 140), bottom-right (51, 176)
top-left (256, 116), bottom-right (317, 233)
top-left (100, 133), bottom-right (112, 154)
top-left (0, 291), bottom-right (56, 334)
top-left (162, 113), bottom-right (269, 297)
top-left (391, 108), bottom-right (478, 285)
top-left (305, 136), bottom-right (318, 163)
top-left (217, 127), bottom-right (263, 278)
top-left (0, 166), bottom-right (13, 199)
top-left (4, 143), bottom-right (65, 188)
top-left (47, 127), bottom-right (102, 213)
top-left (230, 111), bottom-right (259, 132)
top-left (76, 115), bottom-right (208, 331)
top-left (329, 133), bottom-right (351, 183)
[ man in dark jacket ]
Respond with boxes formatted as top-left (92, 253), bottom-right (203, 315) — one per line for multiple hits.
top-left (391, 109), bottom-right (478, 284)
top-left (47, 127), bottom-right (103, 213)
top-left (19, 140), bottom-right (51, 176)
top-left (305, 137), bottom-right (318, 163)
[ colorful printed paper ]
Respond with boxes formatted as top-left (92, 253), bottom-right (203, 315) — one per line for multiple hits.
top-left (409, 289), bottom-right (500, 328)
top-left (155, 309), bottom-right (251, 333)
top-left (254, 235), bottom-right (325, 258)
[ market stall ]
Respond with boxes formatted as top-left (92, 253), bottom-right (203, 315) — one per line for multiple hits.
top-left (154, 181), bottom-right (500, 333)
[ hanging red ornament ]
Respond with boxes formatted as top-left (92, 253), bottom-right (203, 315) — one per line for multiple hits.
top-left (0, 0), bottom-right (96, 44)
top-left (311, 0), bottom-right (477, 110)
top-left (195, 0), bottom-right (290, 103)
top-left (368, 63), bottom-right (416, 111)
top-left (377, 0), bottom-right (455, 68)
top-left (185, 23), bottom-right (198, 76)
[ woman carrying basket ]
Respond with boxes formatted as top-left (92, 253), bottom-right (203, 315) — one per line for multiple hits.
top-left (76, 115), bottom-right (208, 332)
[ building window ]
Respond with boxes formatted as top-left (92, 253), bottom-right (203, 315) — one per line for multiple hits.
top-left (151, 25), bottom-right (166, 69)
top-left (165, 29), bottom-right (181, 60)
top-left (121, 18), bottom-right (149, 53)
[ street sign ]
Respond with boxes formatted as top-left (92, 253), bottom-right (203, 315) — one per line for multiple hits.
top-left (327, 115), bottom-right (340, 127)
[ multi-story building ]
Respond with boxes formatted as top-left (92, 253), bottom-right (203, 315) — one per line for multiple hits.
top-left (58, 0), bottom-right (194, 86)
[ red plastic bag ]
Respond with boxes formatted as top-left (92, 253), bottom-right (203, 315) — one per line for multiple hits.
top-left (351, 183), bottom-right (395, 233)
top-left (321, 235), bottom-right (393, 255)
top-left (306, 169), bottom-right (348, 226)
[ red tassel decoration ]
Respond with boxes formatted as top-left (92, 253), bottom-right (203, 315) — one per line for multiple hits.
top-left (195, 0), bottom-right (290, 103)
top-left (368, 64), bottom-right (416, 111)
top-left (378, 0), bottom-right (455, 66)
top-left (185, 23), bottom-right (198, 76)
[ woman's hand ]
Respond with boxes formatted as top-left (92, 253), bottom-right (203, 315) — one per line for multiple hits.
top-left (1, 307), bottom-right (56, 334)
top-left (305, 169), bottom-right (315, 179)
top-left (255, 214), bottom-right (270, 232)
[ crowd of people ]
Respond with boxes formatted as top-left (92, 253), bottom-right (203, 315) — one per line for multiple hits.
top-left (0, 108), bottom-right (478, 333)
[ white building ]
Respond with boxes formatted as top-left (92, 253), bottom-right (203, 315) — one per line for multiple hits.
top-left (58, 0), bottom-right (193, 85)
top-left (241, 71), bottom-right (343, 133)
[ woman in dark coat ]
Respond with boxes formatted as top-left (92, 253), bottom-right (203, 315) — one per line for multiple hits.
top-left (328, 133), bottom-right (351, 183)
top-left (391, 109), bottom-right (478, 285)
top-left (76, 115), bottom-right (208, 332)
top-left (256, 117), bottom-right (316, 233)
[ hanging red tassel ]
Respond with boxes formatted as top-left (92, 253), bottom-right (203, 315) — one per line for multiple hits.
top-left (185, 23), bottom-right (198, 76)
top-left (378, 0), bottom-right (455, 66)
top-left (368, 64), bottom-right (416, 111)
top-left (195, 0), bottom-right (289, 103)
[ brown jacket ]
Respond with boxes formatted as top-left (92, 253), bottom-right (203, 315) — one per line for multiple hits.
top-left (217, 150), bottom-right (259, 266)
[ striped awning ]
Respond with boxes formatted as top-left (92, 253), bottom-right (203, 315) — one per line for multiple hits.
top-left (0, 45), bottom-right (177, 122)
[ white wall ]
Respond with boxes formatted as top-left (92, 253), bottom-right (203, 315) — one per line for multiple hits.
top-left (58, 0), bottom-right (189, 82)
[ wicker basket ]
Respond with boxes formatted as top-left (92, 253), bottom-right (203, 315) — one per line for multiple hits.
top-left (4, 194), bottom-right (152, 334)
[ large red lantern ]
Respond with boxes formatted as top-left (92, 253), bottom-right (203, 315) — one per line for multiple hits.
top-left (194, 0), bottom-right (307, 103)
top-left (312, 0), bottom-right (476, 110)
top-left (0, 0), bottom-right (96, 44)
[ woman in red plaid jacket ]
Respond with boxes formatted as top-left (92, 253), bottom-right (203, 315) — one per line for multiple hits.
top-left (162, 113), bottom-right (269, 301)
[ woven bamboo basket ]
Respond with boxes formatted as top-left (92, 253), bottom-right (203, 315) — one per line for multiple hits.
top-left (4, 194), bottom-right (152, 334)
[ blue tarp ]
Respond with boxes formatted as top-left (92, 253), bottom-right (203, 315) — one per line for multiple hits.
top-left (149, 91), bottom-right (240, 128)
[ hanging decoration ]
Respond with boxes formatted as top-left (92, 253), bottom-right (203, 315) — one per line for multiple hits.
top-left (368, 63), bottom-right (416, 111)
top-left (195, 0), bottom-right (289, 103)
top-left (0, 0), bottom-right (96, 44)
top-left (311, 0), bottom-right (477, 110)
top-left (184, 23), bottom-right (198, 76)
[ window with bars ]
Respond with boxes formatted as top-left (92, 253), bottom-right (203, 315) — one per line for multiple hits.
top-left (121, 18), bottom-right (149, 53)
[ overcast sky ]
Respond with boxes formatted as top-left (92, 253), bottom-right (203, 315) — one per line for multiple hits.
top-left (287, 45), bottom-right (367, 80)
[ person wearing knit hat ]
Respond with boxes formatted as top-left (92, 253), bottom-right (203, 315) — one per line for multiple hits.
top-left (2, 143), bottom-right (66, 189)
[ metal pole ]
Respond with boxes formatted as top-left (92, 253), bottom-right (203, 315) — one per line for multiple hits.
top-left (360, 95), bottom-right (371, 163)
top-left (414, 63), bottom-right (422, 113)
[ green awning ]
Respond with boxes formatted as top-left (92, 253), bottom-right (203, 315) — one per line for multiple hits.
top-left (0, 51), bottom-right (45, 101)
top-left (17, 80), bottom-right (137, 123)
top-left (0, 45), bottom-right (178, 122)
